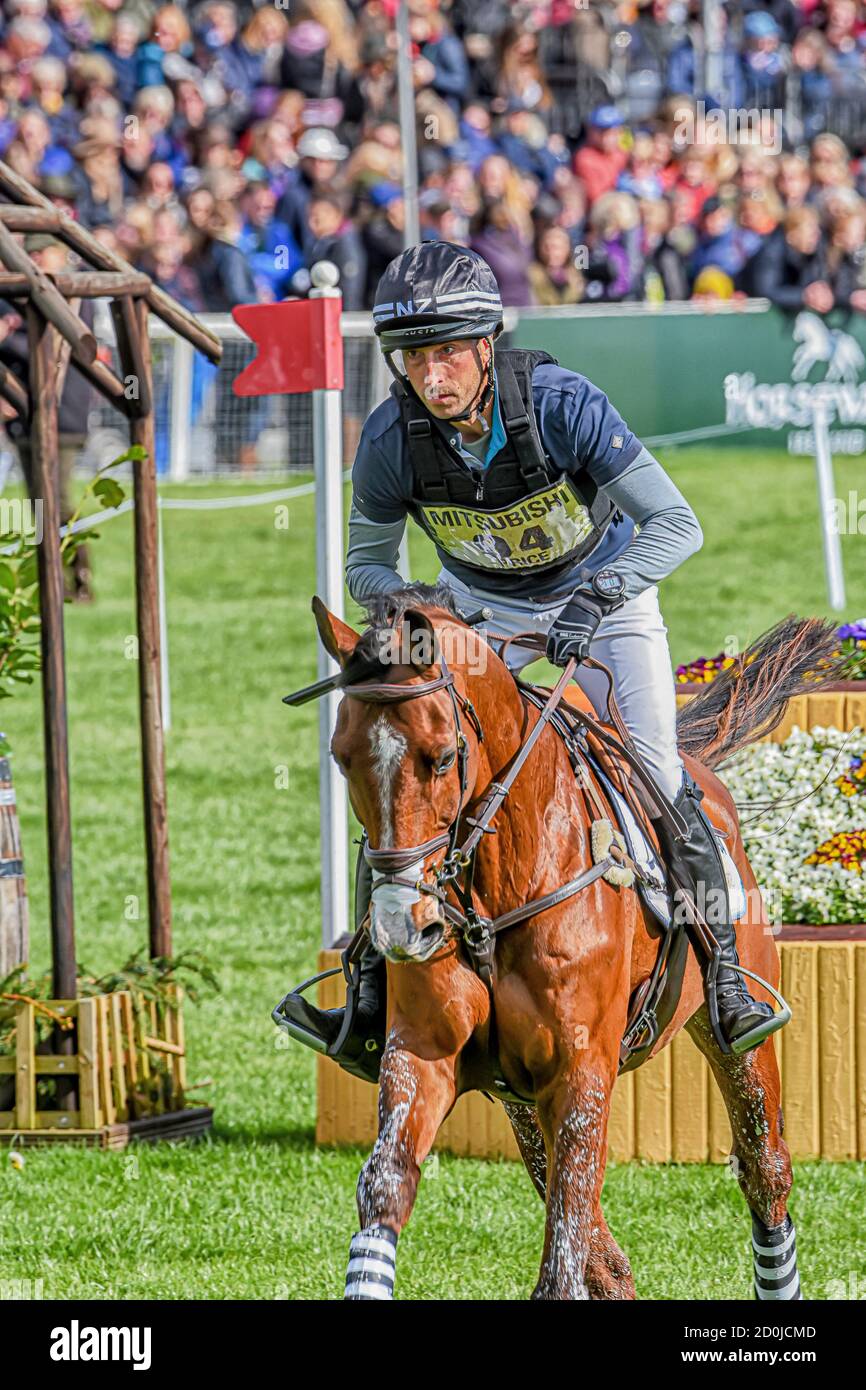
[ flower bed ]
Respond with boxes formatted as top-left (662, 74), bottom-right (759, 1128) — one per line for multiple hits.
top-left (676, 620), bottom-right (866, 687)
top-left (717, 725), bottom-right (866, 926)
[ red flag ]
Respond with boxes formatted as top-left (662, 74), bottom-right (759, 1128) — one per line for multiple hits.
top-left (231, 297), bottom-right (344, 396)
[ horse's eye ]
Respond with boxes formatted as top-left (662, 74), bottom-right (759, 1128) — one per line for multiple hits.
top-left (433, 749), bottom-right (457, 775)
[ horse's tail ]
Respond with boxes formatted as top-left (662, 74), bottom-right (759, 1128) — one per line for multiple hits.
top-left (675, 615), bottom-right (846, 769)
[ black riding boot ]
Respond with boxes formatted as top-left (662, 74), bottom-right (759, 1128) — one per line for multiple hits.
top-left (653, 772), bottom-right (781, 1055)
top-left (274, 848), bottom-right (386, 1084)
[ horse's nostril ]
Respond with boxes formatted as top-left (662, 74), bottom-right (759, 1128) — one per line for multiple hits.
top-left (370, 908), bottom-right (444, 963)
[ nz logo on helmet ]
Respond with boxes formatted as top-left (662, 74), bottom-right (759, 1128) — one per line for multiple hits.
top-left (394, 298), bottom-right (435, 316)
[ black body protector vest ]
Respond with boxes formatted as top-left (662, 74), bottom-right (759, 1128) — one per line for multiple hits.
top-left (394, 349), bottom-right (617, 584)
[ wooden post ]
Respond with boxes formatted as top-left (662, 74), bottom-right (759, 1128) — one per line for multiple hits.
top-left (110, 298), bottom-right (152, 418)
top-left (27, 307), bottom-right (76, 999)
top-left (0, 222), bottom-right (97, 366)
top-left (128, 300), bottom-right (172, 957)
top-left (15, 1001), bottom-right (35, 1129)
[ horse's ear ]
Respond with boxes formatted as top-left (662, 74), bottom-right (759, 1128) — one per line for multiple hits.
top-left (402, 608), bottom-right (439, 671)
top-left (312, 596), bottom-right (361, 668)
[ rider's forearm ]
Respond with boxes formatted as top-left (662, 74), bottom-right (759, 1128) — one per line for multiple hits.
top-left (597, 447), bottom-right (703, 600)
top-left (345, 501), bottom-right (407, 604)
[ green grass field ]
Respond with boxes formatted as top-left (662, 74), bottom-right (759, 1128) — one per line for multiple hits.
top-left (2, 446), bottom-right (865, 1300)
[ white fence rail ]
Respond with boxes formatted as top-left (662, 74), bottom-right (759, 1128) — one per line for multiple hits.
top-left (3, 299), bottom-right (768, 484)
top-left (81, 309), bottom-right (392, 481)
top-left (86, 304), bottom-right (526, 481)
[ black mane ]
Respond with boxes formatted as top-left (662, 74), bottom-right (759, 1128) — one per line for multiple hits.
top-left (362, 582), bottom-right (463, 628)
top-left (354, 583), bottom-right (464, 664)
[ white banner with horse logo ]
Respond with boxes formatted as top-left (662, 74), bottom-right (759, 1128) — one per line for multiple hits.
top-left (723, 312), bottom-right (866, 455)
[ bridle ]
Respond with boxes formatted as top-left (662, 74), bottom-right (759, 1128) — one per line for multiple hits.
top-left (346, 655), bottom-right (482, 884)
top-left (343, 643), bottom-right (621, 984)
top-left (282, 610), bottom-right (693, 989)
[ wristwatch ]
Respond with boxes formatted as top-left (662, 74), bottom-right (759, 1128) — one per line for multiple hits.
top-left (590, 568), bottom-right (626, 605)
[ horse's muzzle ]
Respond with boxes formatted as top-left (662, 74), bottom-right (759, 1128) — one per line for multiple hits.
top-left (369, 910), bottom-right (445, 963)
top-left (366, 856), bottom-right (446, 963)
top-left (368, 873), bottom-right (445, 961)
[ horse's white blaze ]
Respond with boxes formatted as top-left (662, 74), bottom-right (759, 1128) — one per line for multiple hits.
top-left (369, 714), bottom-right (407, 847)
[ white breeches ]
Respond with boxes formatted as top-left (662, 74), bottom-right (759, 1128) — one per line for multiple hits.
top-left (438, 570), bottom-right (686, 807)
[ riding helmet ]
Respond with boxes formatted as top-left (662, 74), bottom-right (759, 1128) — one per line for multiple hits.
top-left (372, 242), bottom-right (504, 354)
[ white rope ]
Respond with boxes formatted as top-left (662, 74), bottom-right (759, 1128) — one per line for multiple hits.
top-left (158, 481), bottom-right (316, 510)
top-left (643, 421), bottom-right (754, 449)
top-left (59, 499), bottom-right (134, 537)
top-left (52, 478), bottom-right (320, 537)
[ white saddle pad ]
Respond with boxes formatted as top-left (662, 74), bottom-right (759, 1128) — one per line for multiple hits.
top-left (593, 768), bottom-right (747, 930)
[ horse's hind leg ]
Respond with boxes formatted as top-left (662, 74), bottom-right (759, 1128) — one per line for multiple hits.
top-left (503, 1101), bottom-right (547, 1200)
top-left (503, 1099), bottom-right (635, 1300)
top-left (686, 1007), bottom-right (801, 1301)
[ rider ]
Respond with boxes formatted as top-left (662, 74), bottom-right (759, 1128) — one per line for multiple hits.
top-left (281, 240), bottom-right (782, 1071)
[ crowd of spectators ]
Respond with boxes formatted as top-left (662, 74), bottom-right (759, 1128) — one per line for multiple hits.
top-left (0, 0), bottom-right (865, 322)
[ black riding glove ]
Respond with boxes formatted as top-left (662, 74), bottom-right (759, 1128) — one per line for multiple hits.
top-left (546, 586), bottom-right (622, 667)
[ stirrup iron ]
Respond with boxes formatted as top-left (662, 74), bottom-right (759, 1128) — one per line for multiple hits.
top-left (272, 966), bottom-right (342, 1053)
top-left (721, 962), bottom-right (792, 1055)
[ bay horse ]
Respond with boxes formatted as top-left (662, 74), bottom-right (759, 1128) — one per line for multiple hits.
top-left (314, 587), bottom-right (833, 1301)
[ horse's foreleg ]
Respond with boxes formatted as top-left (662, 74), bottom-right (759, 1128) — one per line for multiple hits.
top-left (686, 1006), bottom-right (800, 1301)
top-left (345, 1039), bottom-right (456, 1301)
top-left (586, 1205), bottom-right (636, 1301)
top-left (503, 1099), bottom-right (634, 1300)
top-left (533, 1061), bottom-right (614, 1301)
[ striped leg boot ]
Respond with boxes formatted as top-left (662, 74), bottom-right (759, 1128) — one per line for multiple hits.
top-left (344, 1224), bottom-right (397, 1300)
top-left (752, 1213), bottom-right (801, 1301)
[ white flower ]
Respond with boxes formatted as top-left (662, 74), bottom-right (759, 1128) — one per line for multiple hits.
top-left (717, 725), bottom-right (866, 924)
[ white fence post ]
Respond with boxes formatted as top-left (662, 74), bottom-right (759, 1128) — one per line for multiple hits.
top-left (310, 268), bottom-right (350, 949)
top-left (811, 402), bottom-right (846, 612)
top-left (169, 336), bottom-right (195, 482)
